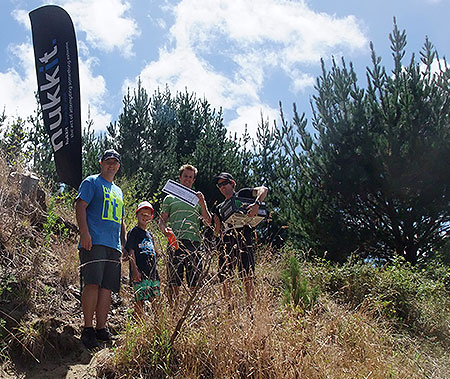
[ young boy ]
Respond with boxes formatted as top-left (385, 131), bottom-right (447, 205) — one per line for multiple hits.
top-left (125, 201), bottom-right (160, 316)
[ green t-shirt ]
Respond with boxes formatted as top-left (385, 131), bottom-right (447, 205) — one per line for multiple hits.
top-left (161, 195), bottom-right (202, 242)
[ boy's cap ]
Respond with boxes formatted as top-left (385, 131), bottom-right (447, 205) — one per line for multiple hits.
top-left (101, 149), bottom-right (120, 163)
top-left (214, 172), bottom-right (234, 183)
top-left (136, 201), bottom-right (154, 214)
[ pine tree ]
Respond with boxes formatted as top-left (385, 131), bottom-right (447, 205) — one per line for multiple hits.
top-left (277, 21), bottom-right (450, 264)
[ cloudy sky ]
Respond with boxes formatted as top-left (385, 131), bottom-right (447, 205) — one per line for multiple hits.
top-left (1, 0), bottom-right (449, 139)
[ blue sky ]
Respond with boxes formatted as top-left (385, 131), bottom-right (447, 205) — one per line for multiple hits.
top-left (1, 0), bottom-right (449, 140)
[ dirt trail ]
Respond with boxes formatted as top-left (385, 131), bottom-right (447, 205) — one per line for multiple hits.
top-left (1, 341), bottom-right (102, 378)
top-left (1, 343), bottom-right (108, 378)
top-left (1, 296), bottom-right (126, 379)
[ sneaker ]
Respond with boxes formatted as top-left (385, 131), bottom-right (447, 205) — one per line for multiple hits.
top-left (81, 327), bottom-right (99, 350)
top-left (95, 327), bottom-right (112, 341)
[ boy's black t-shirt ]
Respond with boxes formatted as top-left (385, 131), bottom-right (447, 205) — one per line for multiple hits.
top-left (125, 226), bottom-right (159, 281)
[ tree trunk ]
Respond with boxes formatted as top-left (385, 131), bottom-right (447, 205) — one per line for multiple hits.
top-left (404, 244), bottom-right (418, 265)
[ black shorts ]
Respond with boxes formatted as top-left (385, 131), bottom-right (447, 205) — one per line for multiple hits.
top-left (167, 240), bottom-right (202, 287)
top-left (79, 245), bottom-right (121, 293)
top-left (218, 228), bottom-right (255, 282)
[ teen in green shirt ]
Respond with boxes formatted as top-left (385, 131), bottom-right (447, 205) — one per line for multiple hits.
top-left (159, 164), bottom-right (212, 307)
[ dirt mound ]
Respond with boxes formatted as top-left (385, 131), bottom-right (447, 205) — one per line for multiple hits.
top-left (0, 155), bottom-right (132, 377)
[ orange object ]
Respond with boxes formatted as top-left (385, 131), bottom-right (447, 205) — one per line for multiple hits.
top-left (167, 230), bottom-right (179, 249)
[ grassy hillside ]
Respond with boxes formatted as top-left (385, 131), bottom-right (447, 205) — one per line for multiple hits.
top-left (0, 154), bottom-right (449, 378)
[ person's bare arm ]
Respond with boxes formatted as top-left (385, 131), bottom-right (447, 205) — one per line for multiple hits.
top-left (253, 186), bottom-right (268, 203)
top-left (120, 219), bottom-right (128, 259)
top-left (197, 192), bottom-right (212, 225)
top-left (120, 219), bottom-right (127, 246)
top-left (128, 248), bottom-right (141, 282)
top-left (213, 214), bottom-right (222, 237)
top-left (158, 212), bottom-right (171, 237)
top-left (75, 198), bottom-right (92, 251)
top-left (247, 186), bottom-right (268, 217)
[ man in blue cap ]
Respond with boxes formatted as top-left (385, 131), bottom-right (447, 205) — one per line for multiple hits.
top-left (76, 149), bottom-right (126, 349)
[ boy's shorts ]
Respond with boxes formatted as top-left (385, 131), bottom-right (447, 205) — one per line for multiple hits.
top-left (79, 245), bottom-right (121, 293)
top-left (133, 279), bottom-right (161, 302)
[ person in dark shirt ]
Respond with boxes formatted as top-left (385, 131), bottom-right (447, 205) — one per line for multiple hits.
top-left (126, 201), bottom-right (160, 316)
top-left (213, 172), bottom-right (268, 303)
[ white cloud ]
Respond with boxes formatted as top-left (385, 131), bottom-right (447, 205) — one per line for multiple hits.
top-left (130, 0), bottom-right (367, 139)
top-left (78, 57), bottom-right (112, 132)
top-left (228, 104), bottom-right (279, 141)
top-left (0, 43), bottom-right (37, 121)
top-left (0, 42), bottom-right (110, 133)
top-left (56, 0), bottom-right (140, 57)
top-left (419, 57), bottom-right (448, 76)
top-left (289, 70), bottom-right (316, 93)
top-left (14, 1), bottom-right (139, 57)
top-left (11, 9), bottom-right (31, 29)
top-left (134, 46), bottom-right (239, 110)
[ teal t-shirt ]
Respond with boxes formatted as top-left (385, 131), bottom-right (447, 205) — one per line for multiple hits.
top-left (77, 174), bottom-right (124, 251)
top-left (161, 195), bottom-right (202, 242)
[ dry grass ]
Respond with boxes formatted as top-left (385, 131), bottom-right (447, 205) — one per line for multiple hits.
top-left (1, 153), bottom-right (449, 377)
top-left (0, 153), bottom-right (82, 362)
top-left (100, 250), bottom-right (450, 378)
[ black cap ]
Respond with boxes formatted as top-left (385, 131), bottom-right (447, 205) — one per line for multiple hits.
top-left (214, 172), bottom-right (234, 183)
top-left (101, 149), bottom-right (120, 163)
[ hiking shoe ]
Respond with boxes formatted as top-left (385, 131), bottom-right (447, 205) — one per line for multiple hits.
top-left (81, 327), bottom-right (99, 350)
top-left (95, 327), bottom-right (112, 341)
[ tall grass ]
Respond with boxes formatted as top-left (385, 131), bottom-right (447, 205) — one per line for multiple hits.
top-left (0, 153), bottom-right (82, 362)
top-left (99, 247), bottom-right (450, 378)
top-left (303, 255), bottom-right (450, 343)
top-left (0, 152), bottom-right (449, 377)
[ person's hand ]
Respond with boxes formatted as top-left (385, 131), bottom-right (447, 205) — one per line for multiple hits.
top-left (246, 203), bottom-right (260, 218)
top-left (80, 231), bottom-right (92, 251)
top-left (165, 227), bottom-right (179, 249)
top-left (163, 227), bottom-right (173, 238)
top-left (121, 248), bottom-right (130, 262)
top-left (132, 270), bottom-right (142, 283)
top-left (196, 192), bottom-right (206, 206)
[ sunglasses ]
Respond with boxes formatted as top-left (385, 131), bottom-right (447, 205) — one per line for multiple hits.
top-left (217, 180), bottom-right (231, 188)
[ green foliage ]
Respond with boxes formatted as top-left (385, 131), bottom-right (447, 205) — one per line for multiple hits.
top-left (112, 315), bottom-right (174, 377)
top-left (281, 254), bottom-right (320, 310)
top-left (192, 103), bottom-right (253, 207)
top-left (81, 113), bottom-right (107, 178)
top-left (26, 95), bottom-right (59, 191)
top-left (0, 271), bottom-right (16, 301)
top-left (276, 20), bottom-right (450, 263)
top-left (0, 317), bottom-right (8, 361)
top-left (0, 116), bottom-right (30, 168)
top-left (43, 197), bottom-right (70, 244)
top-left (305, 255), bottom-right (450, 341)
top-left (0, 266), bottom-right (29, 309)
top-left (251, 114), bottom-right (287, 244)
top-left (107, 82), bottom-right (252, 211)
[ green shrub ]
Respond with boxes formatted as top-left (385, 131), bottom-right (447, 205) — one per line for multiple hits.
top-left (281, 255), bottom-right (320, 310)
top-left (43, 197), bottom-right (70, 244)
top-left (303, 255), bottom-right (450, 342)
top-left (0, 318), bottom-right (8, 361)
